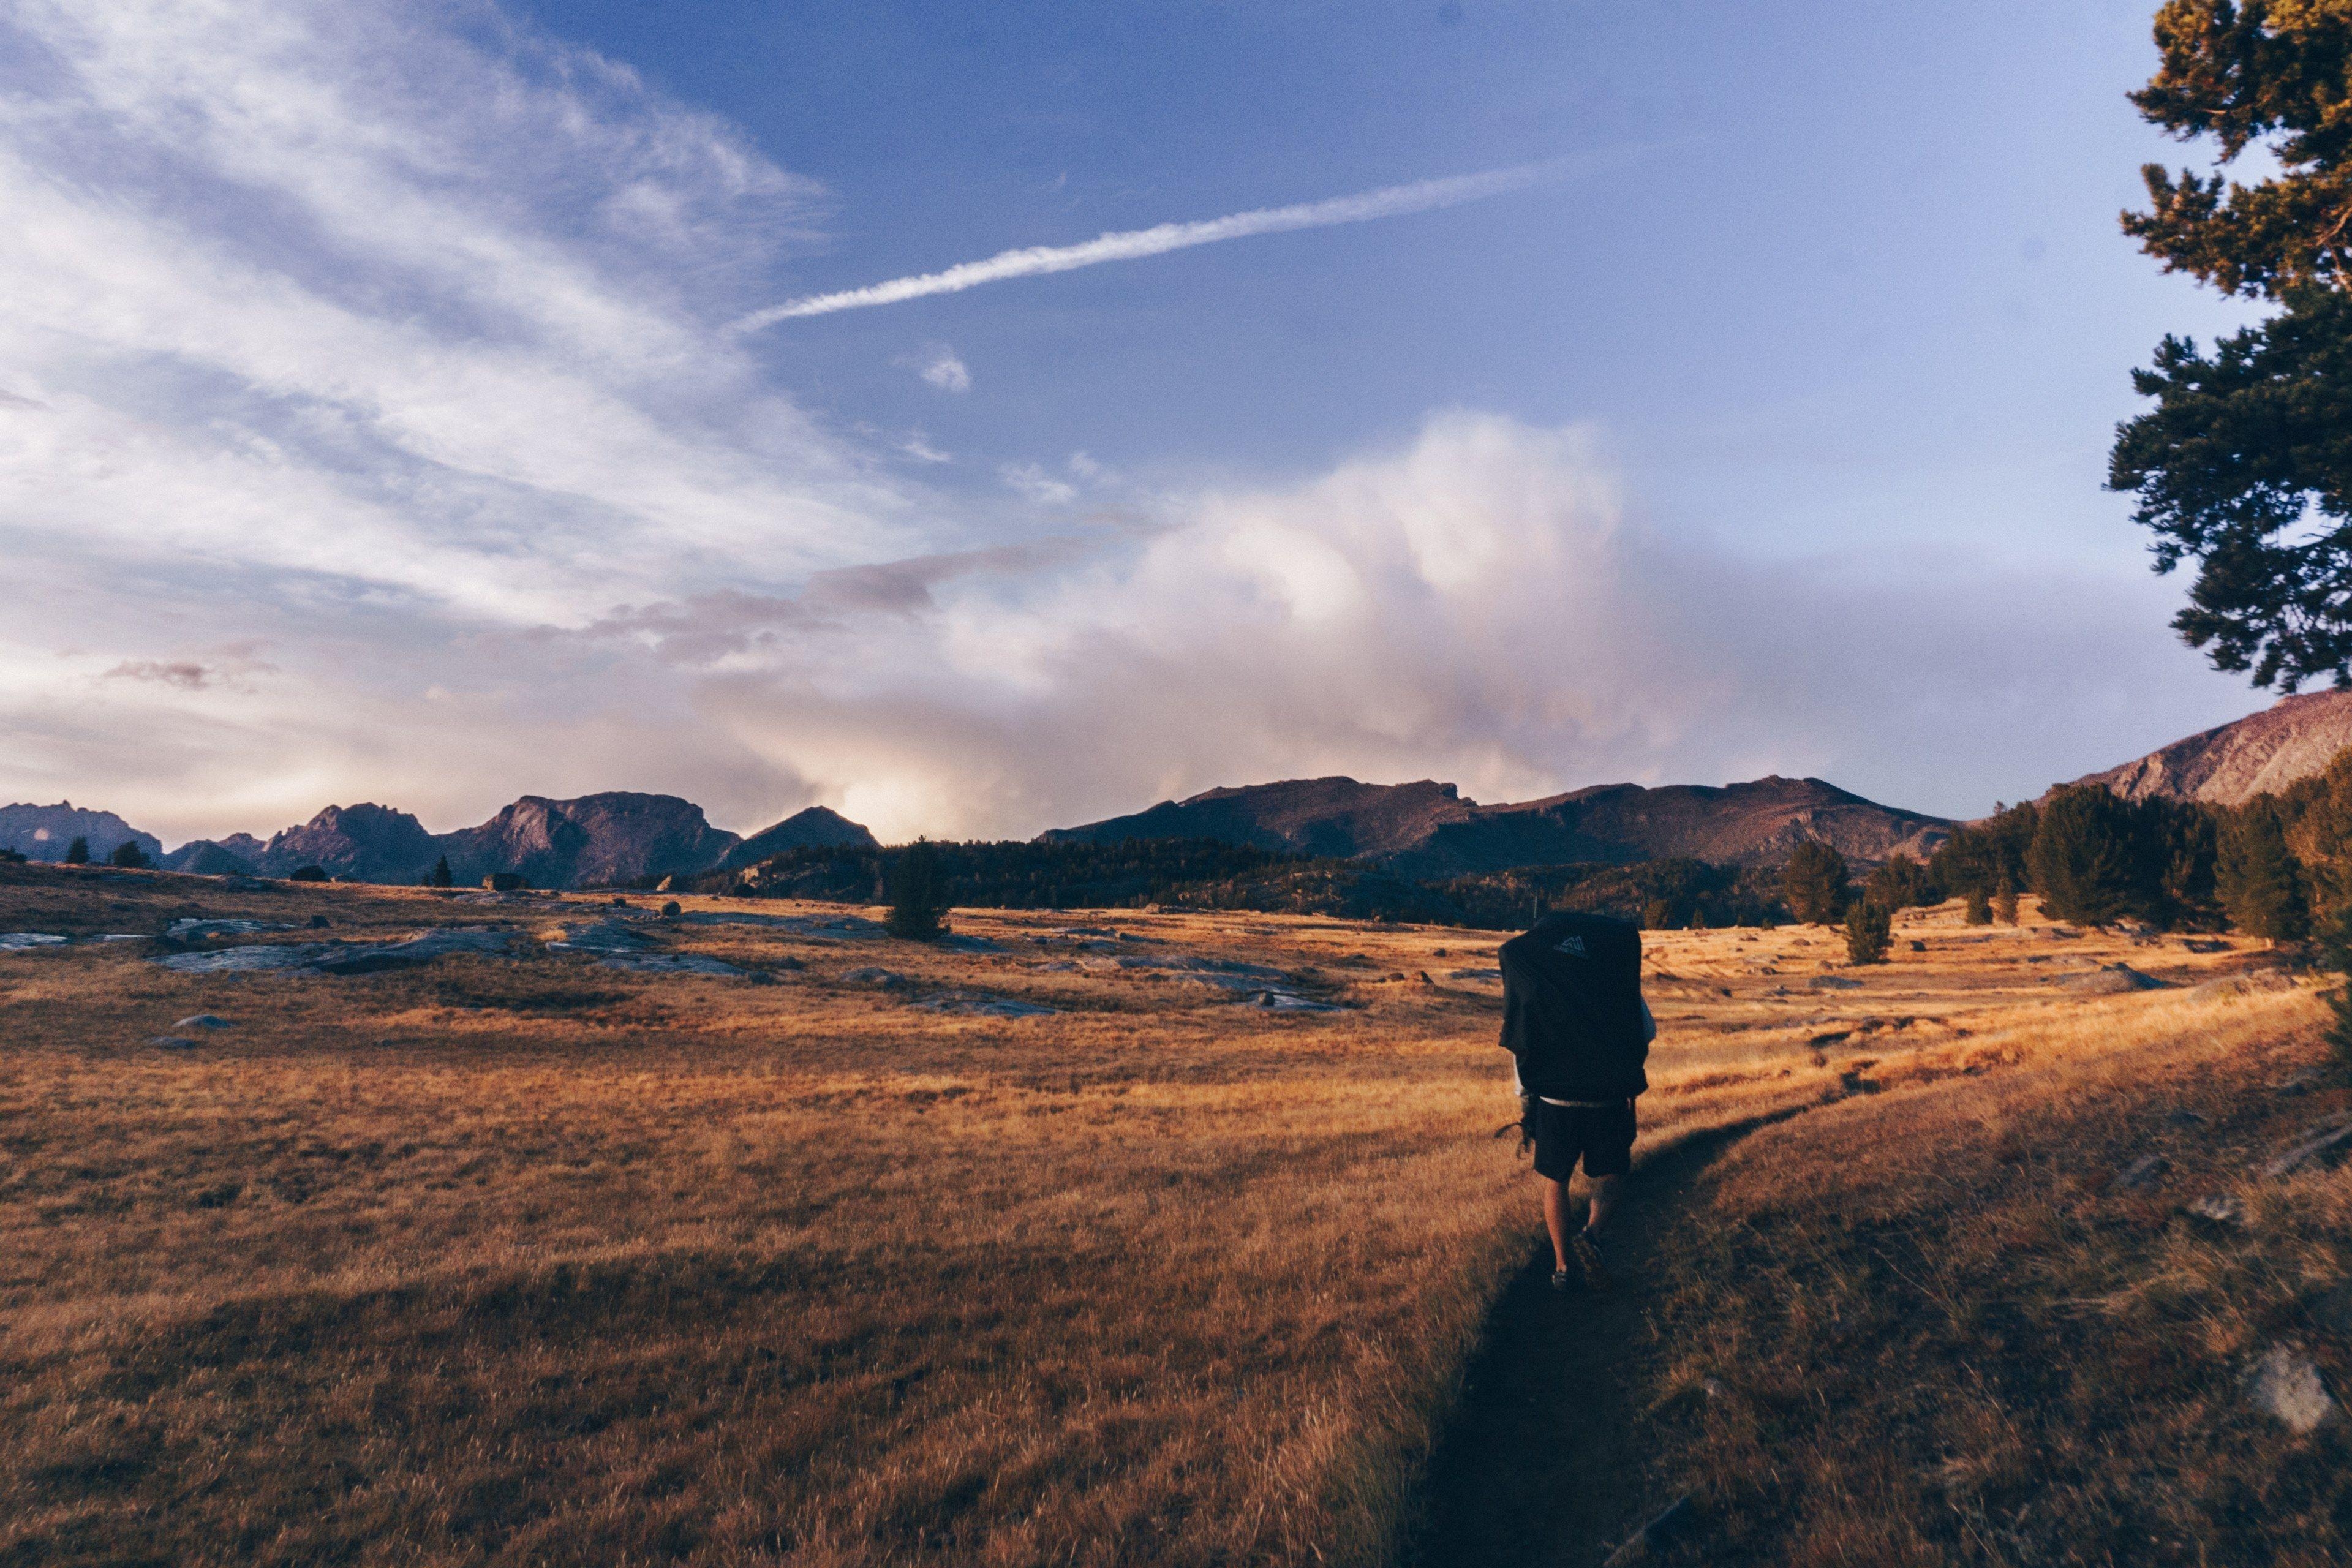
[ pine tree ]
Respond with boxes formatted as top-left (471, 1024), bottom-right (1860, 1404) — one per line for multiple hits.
top-left (62, 836), bottom-right (89, 865)
top-left (429, 855), bottom-right (453, 888)
top-left (107, 840), bottom-right (151, 869)
top-left (2318, 903), bottom-right (2352, 1079)
top-left (1845, 899), bottom-right (1893, 965)
top-left (1865, 853), bottom-right (1933, 910)
top-left (1782, 840), bottom-right (1850, 925)
top-left (2217, 802), bottom-right (2311, 943)
top-left (2109, 7), bottom-right (2352, 687)
top-left (886, 839), bottom-right (952, 941)
top-left (1964, 885), bottom-right (1993, 925)
top-left (1993, 875), bottom-right (2020, 926)
top-left (2027, 785), bottom-right (2162, 926)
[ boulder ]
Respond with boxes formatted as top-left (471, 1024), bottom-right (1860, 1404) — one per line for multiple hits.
top-left (2245, 1346), bottom-right (2334, 1433)
top-left (2188, 1193), bottom-right (2245, 1224)
top-left (2059, 963), bottom-right (2168, 996)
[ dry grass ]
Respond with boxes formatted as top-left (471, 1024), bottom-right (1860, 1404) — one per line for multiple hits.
top-left (0, 865), bottom-right (2339, 1565)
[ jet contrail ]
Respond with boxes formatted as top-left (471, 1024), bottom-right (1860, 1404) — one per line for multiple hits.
top-left (729, 160), bottom-right (1571, 331)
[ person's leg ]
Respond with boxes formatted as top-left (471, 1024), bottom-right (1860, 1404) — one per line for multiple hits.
top-left (1539, 1172), bottom-right (1573, 1272)
top-left (1583, 1172), bottom-right (1623, 1237)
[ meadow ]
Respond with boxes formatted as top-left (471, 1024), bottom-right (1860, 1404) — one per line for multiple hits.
top-left (0, 861), bottom-right (2343, 1566)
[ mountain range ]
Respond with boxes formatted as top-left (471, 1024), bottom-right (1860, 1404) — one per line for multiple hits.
top-left (14, 693), bottom-right (2352, 889)
top-left (1041, 774), bottom-right (1955, 876)
top-left (1, 794), bottom-right (876, 888)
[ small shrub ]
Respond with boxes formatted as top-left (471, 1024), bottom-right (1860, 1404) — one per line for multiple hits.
top-left (288, 865), bottom-right (329, 883)
top-left (1844, 899), bottom-right (1893, 965)
top-left (0, 847), bottom-right (24, 865)
top-left (108, 840), bottom-right (151, 869)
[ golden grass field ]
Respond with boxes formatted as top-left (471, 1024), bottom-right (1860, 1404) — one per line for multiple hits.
top-left (1, 861), bottom-right (2345, 1566)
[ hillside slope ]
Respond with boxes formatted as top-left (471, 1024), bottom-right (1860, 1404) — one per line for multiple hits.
top-left (1044, 774), bottom-right (1951, 873)
top-left (2075, 690), bottom-right (2352, 805)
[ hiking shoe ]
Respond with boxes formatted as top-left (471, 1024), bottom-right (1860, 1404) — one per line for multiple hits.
top-left (1570, 1229), bottom-right (1612, 1292)
top-left (1550, 1265), bottom-right (1572, 1293)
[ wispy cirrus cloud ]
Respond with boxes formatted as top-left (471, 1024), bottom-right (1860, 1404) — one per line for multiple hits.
top-left (730, 161), bottom-right (1574, 329)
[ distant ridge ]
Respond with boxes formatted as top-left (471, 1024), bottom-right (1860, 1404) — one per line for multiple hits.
top-left (715, 807), bottom-right (878, 870)
top-left (0, 802), bottom-right (162, 865)
top-left (150, 796), bottom-right (878, 889)
top-left (2071, 692), bottom-right (2352, 807)
top-left (1041, 774), bottom-right (1952, 873)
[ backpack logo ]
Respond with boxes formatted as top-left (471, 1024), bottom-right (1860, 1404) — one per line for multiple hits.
top-left (1554, 934), bottom-right (1587, 956)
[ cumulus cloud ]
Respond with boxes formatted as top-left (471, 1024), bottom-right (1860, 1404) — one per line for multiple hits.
top-left (619, 412), bottom-right (2255, 841)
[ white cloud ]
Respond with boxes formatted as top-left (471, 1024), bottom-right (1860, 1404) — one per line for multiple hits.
top-left (916, 347), bottom-right (971, 393)
top-left (998, 462), bottom-right (1079, 506)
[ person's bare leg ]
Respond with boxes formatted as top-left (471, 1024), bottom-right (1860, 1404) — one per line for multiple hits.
top-left (1540, 1173), bottom-right (1573, 1272)
top-left (1584, 1173), bottom-right (1623, 1238)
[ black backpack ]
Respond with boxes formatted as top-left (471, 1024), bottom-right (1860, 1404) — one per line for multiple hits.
top-left (1498, 911), bottom-right (1649, 1101)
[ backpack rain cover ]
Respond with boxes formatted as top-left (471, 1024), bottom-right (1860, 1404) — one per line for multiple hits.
top-left (1498, 910), bottom-right (1649, 1101)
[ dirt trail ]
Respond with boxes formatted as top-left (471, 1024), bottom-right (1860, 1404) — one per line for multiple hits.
top-left (1406, 1114), bottom-right (1796, 1567)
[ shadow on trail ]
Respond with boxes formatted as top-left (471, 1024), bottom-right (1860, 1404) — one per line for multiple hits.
top-left (1405, 1109), bottom-right (1804, 1568)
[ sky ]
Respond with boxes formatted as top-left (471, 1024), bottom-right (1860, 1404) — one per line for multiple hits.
top-left (0, 0), bottom-right (2283, 847)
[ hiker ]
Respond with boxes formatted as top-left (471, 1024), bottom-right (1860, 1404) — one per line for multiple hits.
top-left (1498, 910), bottom-right (1654, 1292)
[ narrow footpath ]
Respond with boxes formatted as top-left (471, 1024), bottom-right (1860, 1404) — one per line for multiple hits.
top-left (1406, 1115), bottom-right (1795, 1567)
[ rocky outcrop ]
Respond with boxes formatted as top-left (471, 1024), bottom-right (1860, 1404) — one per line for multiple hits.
top-left (1043, 774), bottom-right (1951, 873)
top-left (715, 807), bottom-right (878, 870)
top-left (2073, 691), bottom-right (2352, 806)
top-left (439, 793), bottom-right (740, 888)
top-left (250, 803), bottom-right (439, 883)
top-left (0, 802), bottom-right (162, 864)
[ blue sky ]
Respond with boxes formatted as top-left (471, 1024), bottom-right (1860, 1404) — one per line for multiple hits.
top-left (0, 0), bottom-right (2277, 843)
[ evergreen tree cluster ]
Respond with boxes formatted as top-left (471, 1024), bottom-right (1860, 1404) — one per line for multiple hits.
top-left (712, 837), bottom-right (1793, 930)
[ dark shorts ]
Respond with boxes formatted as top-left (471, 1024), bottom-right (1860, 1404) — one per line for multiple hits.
top-left (1532, 1099), bottom-right (1635, 1182)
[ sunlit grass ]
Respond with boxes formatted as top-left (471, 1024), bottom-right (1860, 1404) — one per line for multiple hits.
top-left (0, 865), bottom-right (2332, 1564)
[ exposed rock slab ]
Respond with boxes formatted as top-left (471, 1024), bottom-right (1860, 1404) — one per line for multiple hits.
top-left (2073, 690), bottom-right (2352, 806)
top-left (0, 933), bottom-right (68, 953)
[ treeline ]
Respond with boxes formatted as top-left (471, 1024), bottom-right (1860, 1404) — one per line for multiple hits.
top-left (706, 836), bottom-right (1794, 930)
top-left (1925, 780), bottom-right (2310, 938)
top-left (1756, 765), bottom-right (2342, 943)
top-left (699, 837), bottom-right (1335, 911)
top-left (1428, 859), bottom-right (1789, 930)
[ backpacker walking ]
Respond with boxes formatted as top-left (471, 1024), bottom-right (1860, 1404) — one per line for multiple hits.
top-left (1498, 910), bottom-right (1654, 1292)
